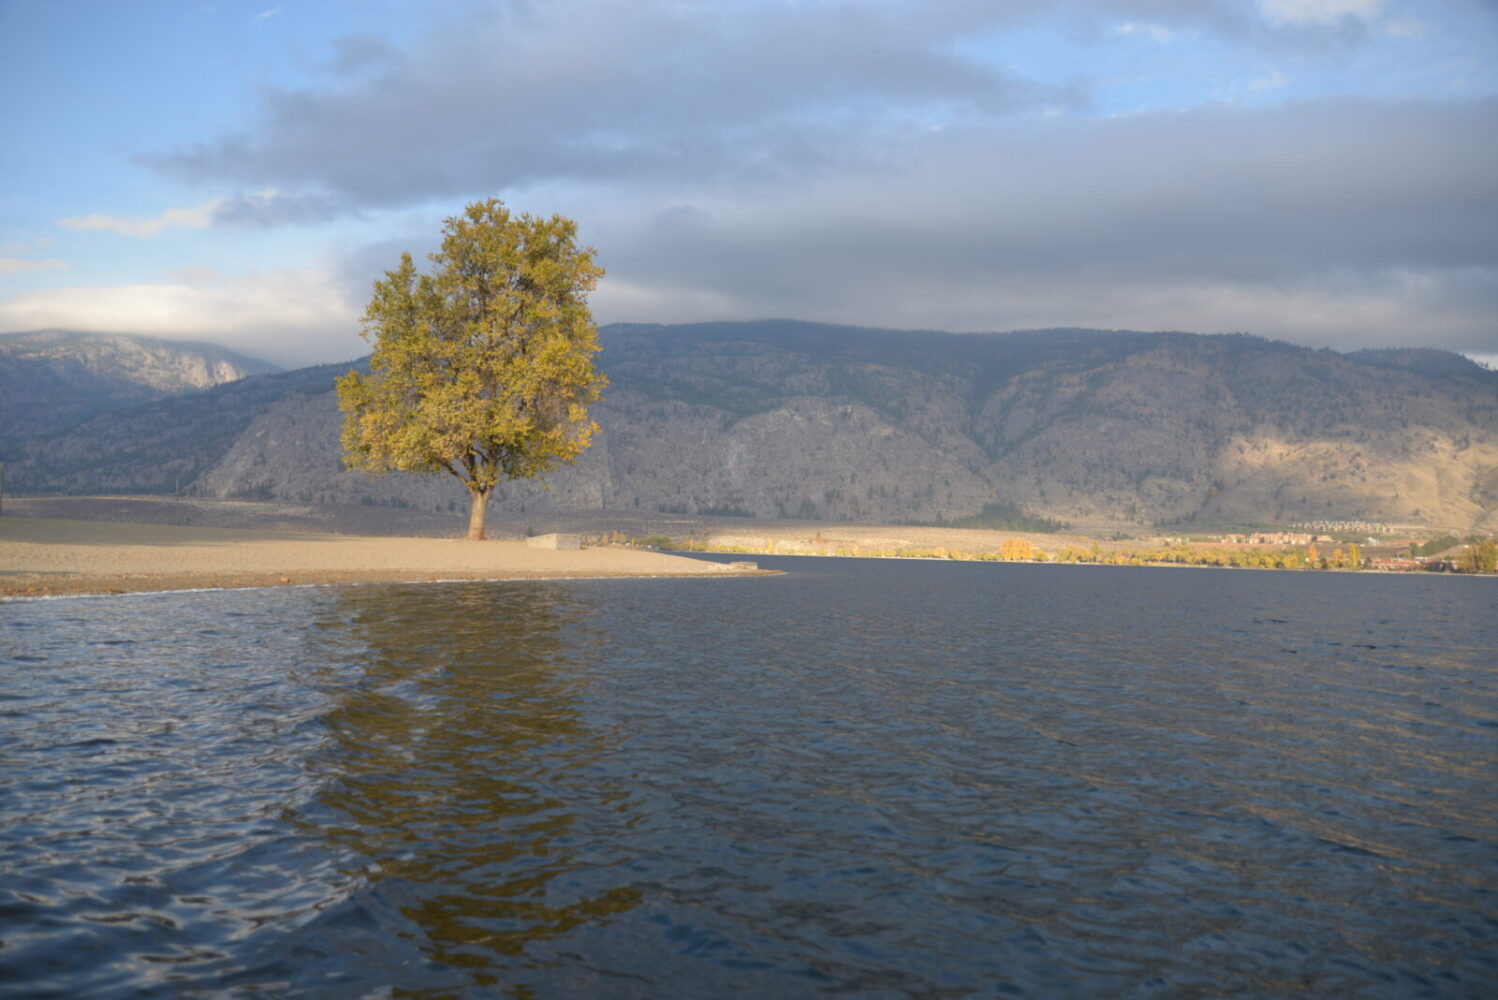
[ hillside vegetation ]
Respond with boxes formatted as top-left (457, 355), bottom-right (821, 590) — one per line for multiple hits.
top-left (6, 322), bottom-right (1496, 533)
top-left (0, 330), bottom-right (279, 451)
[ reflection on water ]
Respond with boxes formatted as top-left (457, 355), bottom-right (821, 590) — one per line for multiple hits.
top-left (293, 584), bottom-right (640, 986)
top-left (1, 562), bottom-right (1495, 998)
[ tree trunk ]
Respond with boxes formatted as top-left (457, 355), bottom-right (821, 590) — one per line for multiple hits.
top-left (466, 486), bottom-right (491, 540)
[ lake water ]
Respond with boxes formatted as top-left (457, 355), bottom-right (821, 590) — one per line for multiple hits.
top-left (2, 557), bottom-right (1495, 998)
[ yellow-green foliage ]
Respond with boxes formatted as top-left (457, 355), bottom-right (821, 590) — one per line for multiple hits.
top-left (670, 535), bottom-right (1382, 573)
top-left (1460, 539), bottom-right (1498, 572)
top-left (998, 538), bottom-right (1034, 561)
top-left (337, 199), bottom-right (606, 539)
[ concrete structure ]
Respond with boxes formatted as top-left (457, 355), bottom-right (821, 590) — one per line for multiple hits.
top-left (526, 532), bottom-right (582, 551)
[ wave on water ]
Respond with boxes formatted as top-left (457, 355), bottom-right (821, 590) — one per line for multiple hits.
top-left (2, 561), bottom-right (1494, 997)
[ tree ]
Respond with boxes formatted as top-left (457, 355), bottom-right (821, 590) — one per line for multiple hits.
top-left (999, 537), bottom-right (1033, 561)
top-left (1459, 539), bottom-right (1497, 573)
top-left (337, 199), bottom-right (606, 540)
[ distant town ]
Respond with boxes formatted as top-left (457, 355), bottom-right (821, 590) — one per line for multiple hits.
top-left (625, 520), bottom-right (1498, 575)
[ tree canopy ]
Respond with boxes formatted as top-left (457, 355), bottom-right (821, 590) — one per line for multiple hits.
top-left (337, 199), bottom-right (606, 539)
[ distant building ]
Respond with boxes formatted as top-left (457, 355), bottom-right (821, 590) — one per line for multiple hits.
top-left (1422, 546), bottom-right (1469, 573)
top-left (1256, 531), bottom-right (1312, 546)
top-left (1291, 519), bottom-right (1395, 535)
top-left (1221, 531), bottom-right (1313, 546)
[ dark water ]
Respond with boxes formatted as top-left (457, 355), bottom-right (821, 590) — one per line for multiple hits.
top-left (2, 558), bottom-right (1495, 998)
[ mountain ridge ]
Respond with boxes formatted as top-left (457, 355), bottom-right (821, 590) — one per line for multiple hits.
top-left (0, 329), bottom-right (280, 451)
top-left (4, 322), bottom-right (1495, 533)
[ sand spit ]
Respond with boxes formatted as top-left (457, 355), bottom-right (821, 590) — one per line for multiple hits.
top-left (0, 517), bottom-right (755, 599)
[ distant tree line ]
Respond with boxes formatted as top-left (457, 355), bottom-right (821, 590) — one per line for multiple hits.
top-left (1410, 535), bottom-right (1464, 557)
top-left (919, 502), bottom-right (1068, 533)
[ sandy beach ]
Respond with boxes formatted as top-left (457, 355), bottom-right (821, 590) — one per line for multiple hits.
top-left (0, 517), bottom-right (752, 598)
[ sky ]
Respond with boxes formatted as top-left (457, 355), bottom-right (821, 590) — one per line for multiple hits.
top-left (1, 0), bottom-right (1495, 368)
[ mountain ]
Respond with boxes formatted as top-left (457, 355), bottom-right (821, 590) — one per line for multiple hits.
top-left (0, 330), bottom-right (280, 452)
top-left (1342, 347), bottom-right (1498, 381)
top-left (2, 360), bottom-right (351, 496)
top-left (6, 321), bottom-right (1497, 532)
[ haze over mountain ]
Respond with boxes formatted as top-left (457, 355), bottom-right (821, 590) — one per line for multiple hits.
top-left (0, 330), bottom-right (279, 448)
top-left (5, 322), bottom-right (1495, 534)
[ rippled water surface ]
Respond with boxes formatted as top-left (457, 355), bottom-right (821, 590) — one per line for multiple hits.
top-left (2, 558), bottom-right (1496, 998)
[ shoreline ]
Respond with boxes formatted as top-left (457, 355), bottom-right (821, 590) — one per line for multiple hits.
top-left (0, 517), bottom-right (759, 599)
top-left (2, 497), bottom-right (1488, 587)
top-left (680, 546), bottom-right (1495, 578)
top-left (0, 572), bottom-right (751, 603)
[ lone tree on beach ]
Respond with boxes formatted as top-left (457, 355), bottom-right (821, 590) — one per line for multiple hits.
top-left (337, 199), bottom-right (606, 540)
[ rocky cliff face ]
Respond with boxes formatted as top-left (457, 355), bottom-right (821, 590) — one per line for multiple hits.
top-left (11, 322), bottom-right (1498, 532)
top-left (0, 330), bottom-right (279, 451)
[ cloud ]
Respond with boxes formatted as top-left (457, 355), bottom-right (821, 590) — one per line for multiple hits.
top-left (55, 192), bottom-right (338, 236)
top-left (1257, 0), bottom-right (1384, 27)
top-left (58, 200), bottom-right (223, 239)
top-left (1381, 19), bottom-right (1428, 38)
top-left (255, 6), bottom-right (280, 21)
top-left (211, 189), bottom-right (347, 227)
top-left (0, 266), bottom-right (362, 366)
top-left (582, 99), bottom-right (1498, 357)
top-left (1113, 22), bottom-right (1179, 43)
top-left (325, 32), bottom-right (400, 76)
top-left (0, 257), bottom-right (67, 275)
top-left (140, 0), bottom-right (1430, 223)
top-left (147, 0), bottom-right (1079, 207)
top-left (98, 0), bottom-right (1494, 362)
